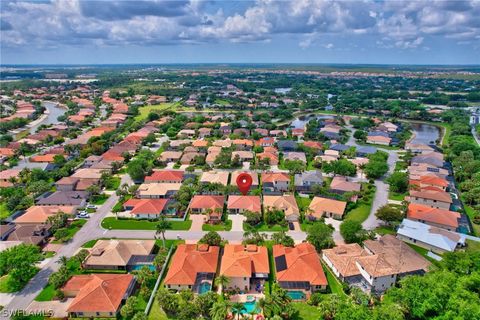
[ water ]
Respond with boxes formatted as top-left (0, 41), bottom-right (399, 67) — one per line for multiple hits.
top-left (131, 264), bottom-right (156, 271)
top-left (28, 101), bottom-right (66, 134)
top-left (198, 281), bottom-right (212, 294)
top-left (274, 88), bottom-right (292, 94)
top-left (291, 114), bottom-right (335, 129)
top-left (242, 300), bottom-right (258, 314)
top-left (287, 290), bottom-right (306, 300)
top-left (410, 123), bottom-right (440, 145)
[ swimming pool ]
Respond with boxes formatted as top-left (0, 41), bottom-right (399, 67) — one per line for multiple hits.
top-left (198, 281), bottom-right (212, 294)
top-left (242, 300), bottom-right (258, 314)
top-left (287, 291), bottom-right (306, 300)
top-left (131, 264), bottom-right (156, 271)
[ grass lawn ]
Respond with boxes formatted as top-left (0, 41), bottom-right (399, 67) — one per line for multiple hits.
top-left (295, 195), bottom-right (312, 212)
top-left (358, 142), bottom-right (400, 150)
top-left (35, 283), bottom-right (56, 301)
top-left (105, 176), bottom-right (121, 190)
top-left (82, 239), bottom-right (99, 248)
top-left (388, 190), bottom-right (406, 201)
top-left (375, 226), bottom-right (396, 235)
top-left (466, 239), bottom-right (480, 253)
top-left (0, 202), bottom-right (11, 220)
top-left (91, 193), bottom-right (109, 205)
top-left (135, 102), bottom-right (180, 122)
top-left (52, 219), bottom-right (87, 243)
top-left (292, 302), bottom-right (322, 320)
top-left (43, 251), bottom-right (56, 258)
top-left (243, 222), bottom-right (287, 232)
top-left (322, 263), bottom-right (345, 296)
top-left (344, 203), bottom-right (371, 224)
top-left (0, 275), bottom-right (15, 293)
top-left (202, 220), bottom-right (232, 231)
top-left (101, 217), bottom-right (192, 230)
top-left (464, 205), bottom-right (480, 236)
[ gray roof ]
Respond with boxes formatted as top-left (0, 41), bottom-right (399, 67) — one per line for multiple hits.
top-left (330, 144), bottom-right (349, 151)
top-left (277, 140), bottom-right (298, 150)
top-left (37, 191), bottom-right (87, 206)
top-left (294, 170), bottom-right (323, 186)
top-left (356, 146), bottom-right (377, 154)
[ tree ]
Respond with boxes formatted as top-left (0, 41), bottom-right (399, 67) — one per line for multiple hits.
top-left (271, 231), bottom-right (295, 247)
top-left (375, 205), bottom-right (404, 225)
top-left (0, 244), bottom-right (42, 290)
top-left (120, 296), bottom-right (137, 319)
top-left (86, 184), bottom-right (101, 196)
top-left (386, 172), bottom-right (409, 193)
top-left (143, 132), bottom-right (157, 145)
top-left (215, 274), bottom-right (230, 292)
top-left (364, 152), bottom-right (389, 179)
top-left (156, 215), bottom-right (170, 248)
top-left (231, 302), bottom-right (246, 320)
top-left (283, 159), bottom-right (306, 174)
top-left (306, 222), bottom-right (334, 251)
top-left (47, 212), bottom-right (69, 233)
top-left (242, 229), bottom-right (267, 245)
top-left (210, 300), bottom-right (231, 320)
top-left (244, 210), bottom-right (261, 225)
top-left (127, 159), bottom-right (150, 182)
top-left (195, 291), bottom-right (218, 318)
top-left (131, 312), bottom-right (147, 320)
top-left (54, 228), bottom-right (69, 242)
top-left (157, 288), bottom-right (179, 315)
top-left (323, 159), bottom-right (357, 176)
top-left (340, 220), bottom-right (370, 244)
top-left (199, 231), bottom-right (223, 246)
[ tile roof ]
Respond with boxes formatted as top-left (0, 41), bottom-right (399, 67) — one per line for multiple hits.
top-left (189, 195), bottom-right (225, 210)
top-left (85, 239), bottom-right (155, 268)
top-left (308, 197), bottom-right (347, 218)
top-left (273, 243), bottom-right (327, 286)
top-left (144, 170), bottom-right (184, 182)
top-left (220, 245), bottom-right (269, 277)
top-left (128, 199), bottom-right (169, 216)
top-left (261, 172), bottom-right (290, 183)
top-left (227, 195), bottom-right (261, 212)
top-left (15, 206), bottom-right (76, 224)
top-left (322, 243), bottom-right (368, 277)
top-left (409, 188), bottom-right (452, 203)
top-left (407, 203), bottom-right (460, 228)
top-left (164, 244), bottom-right (220, 285)
top-left (200, 171), bottom-right (229, 186)
top-left (263, 195), bottom-right (299, 218)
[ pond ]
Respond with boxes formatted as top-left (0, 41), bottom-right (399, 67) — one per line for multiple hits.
top-left (28, 101), bottom-right (66, 134)
top-left (290, 114), bottom-right (335, 129)
top-left (410, 123), bottom-right (440, 145)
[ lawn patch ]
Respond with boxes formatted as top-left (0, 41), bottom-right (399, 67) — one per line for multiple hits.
top-left (101, 217), bottom-right (192, 230)
top-left (243, 222), bottom-right (287, 232)
top-left (202, 220), bottom-right (232, 231)
top-left (292, 302), bottom-right (322, 320)
top-left (322, 262), bottom-right (345, 296)
top-left (91, 194), bottom-right (109, 205)
top-left (35, 283), bottom-right (56, 301)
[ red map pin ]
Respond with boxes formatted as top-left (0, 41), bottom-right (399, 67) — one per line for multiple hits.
top-left (236, 173), bottom-right (253, 195)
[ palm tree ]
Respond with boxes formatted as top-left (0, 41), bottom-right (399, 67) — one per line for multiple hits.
top-left (231, 302), bottom-right (246, 320)
top-left (214, 274), bottom-right (230, 293)
top-left (210, 300), bottom-right (231, 320)
top-left (155, 215), bottom-right (170, 248)
top-left (255, 297), bottom-right (266, 315)
top-left (57, 255), bottom-right (68, 267)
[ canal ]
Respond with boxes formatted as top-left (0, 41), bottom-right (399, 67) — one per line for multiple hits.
top-left (28, 101), bottom-right (66, 134)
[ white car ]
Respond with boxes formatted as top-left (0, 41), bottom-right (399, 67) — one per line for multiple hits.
top-left (77, 212), bottom-right (90, 219)
top-left (86, 204), bottom-right (97, 209)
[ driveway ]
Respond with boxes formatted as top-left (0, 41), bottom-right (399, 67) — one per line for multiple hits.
top-left (324, 218), bottom-right (345, 244)
top-left (228, 214), bottom-right (246, 232)
top-left (189, 214), bottom-right (205, 232)
top-left (363, 180), bottom-right (388, 230)
top-left (27, 298), bottom-right (74, 318)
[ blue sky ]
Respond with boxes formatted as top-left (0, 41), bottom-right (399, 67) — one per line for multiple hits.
top-left (1, 0), bottom-right (479, 65)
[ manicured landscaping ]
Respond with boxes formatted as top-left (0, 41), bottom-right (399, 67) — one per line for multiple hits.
top-left (51, 219), bottom-right (87, 244)
top-left (388, 190), bottom-right (406, 201)
top-left (375, 226), bottom-right (396, 235)
top-left (466, 239), bottom-right (480, 253)
top-left (322, 263), bottom-right (345, 296)
top-left (90, 193), bottom-right (109, 205)
top-left (465, 205), bottom-right (480, 236)
top-left (295, 195), bottom-right (312, 212)
top-left (135, 102), bottom-right (180, 122)
top-left (104, 176), bottom-right (121, 190)
top-left (243, 222), bottom-right (287, 232)
top-left (35, 283), bottom-right (56, 301)
top-left (0, 275), bottom-right (15, 293)
top-left (0, 202), bottom-right (11, 220)
top-left (292, 302), bottom-right (323, 319)
top-left (344, 203), bottom-right (371, 223)
top-left (202, 219), bottom-right (232, 231)
top-left (81, 239), bottom-right (99, 248)
top-left (102, 217), bottom-right (192, 230)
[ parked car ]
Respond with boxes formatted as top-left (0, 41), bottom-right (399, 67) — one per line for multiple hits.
top-left (86, 204), bottom-right (97, 209)
top-left (77, 212), bottom-right (90, 219)
top-left (288, 222), bottom-right (294, 230)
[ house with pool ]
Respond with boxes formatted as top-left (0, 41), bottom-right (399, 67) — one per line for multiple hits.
top-left (273, 243), bottom-right (328, 299)
top-left (220, 244), bottom-right (269, 293)
top-left (164, 244), bottom-right (220, 294)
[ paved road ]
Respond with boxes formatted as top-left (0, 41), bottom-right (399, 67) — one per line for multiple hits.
top-left (472, 126), bottom-right (480, 146)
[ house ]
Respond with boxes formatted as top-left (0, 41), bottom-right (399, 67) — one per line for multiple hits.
top-left (5, 224), bottom-right (51, 245)
top-left (329, 176), bottom-right (361, 199)
top-left (227, 195), bottom-right (261, 214)
top-left (37, 191), bottom-right (87, 207)
top-left (257, 151), bottom-right (279, 165)
top-left (411, 151), bottom-right (444, 168)
top-left (322, 243), bottom-right (368, 283)
top-left (144, 170), bottom-right (184, 183)
top-left (273, 243), bottom-right (327, 294)
top-left (277, 140), bottom-right (298, 152)
top-left (397, 219), bottom-right (467, 254)
top-left (294, 170), bottom-right (323, 193)
top-left (213, 140), bottom-right (233, 148)
top-left (378, 121), bottom-right (398, 132)
top-left (180, 152), bottom-right (205, 165)
top-left (63, 274), bottom-right (135, 318)
top-left (356, 146), bottom-right (377, 157)
top-left (256, 137), bottom-right (275, 147)
top-left (408, 188), bottom-right (452, 210)
top-left (263, 195), bottom-right (300, 222)
top-left (122, 199), bottom-right (171, 219)
top-left (262, 172), bottom-right (290, 193)
top-left (169, 139), bottom-right (192, 149)
top-left (302, 141), bottom-right (322, 150)
top-left (308, 197), bottom-right (347, 220)
top-left (198, 128), bottom-right (212, 138)
top-left (231, 151), bottom-right (254, 162)
top-left (14, 206), bottom-right (76, 224)
top-left (0, 169), bottom-right (21, 187)
top-left (200, 171), bottom-right (229, 186)
top-left (192, 140), bottom-right (209, 148)
top-left (405, 143), bottom-right (434, 154)
top-left (177, 129), bottom-right (196, 138)
top-left (367, 135), bottom-right (391, 146)
top-left (292, 128), bottom-right (304, 138)
top-left (407, 203), bottom-right (460, 231)
top-left (189, 195), bottom-right (225, 214)
top-left (410, 175), bottom-right (449, 191)
top-left (137, 183), bottom-right (181, 199)
top-left (284, 152), bottom-right (307, 164)
top-left (164, 244), bottom-right (220, 293)
top-left (330, 144), bottom-right (349, 152)
top-left (158, 151), bottom-right (183, 163)
top-left (83, 239), bottom-right (155, 270)
top-left (220, 244), bottom-right (270, 291)
top-left (230, 171), bottom-right (259, 189)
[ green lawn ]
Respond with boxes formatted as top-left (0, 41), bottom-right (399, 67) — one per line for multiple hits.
top-left (292, 302), bottom-right (322, 320)
top-left (388, 190), bottom-right (406, 201)
top-left (91, 193), bottom-right (109, 205)
top-left (35, 283), bottom-right (56, 301)
top-left (135, 102), bottom-right (180, 122)
top-left (464, 205), bottom-right (480, 236)
top-left (295, 196), bottom-right (312, 213)
top-left (52, 219), bottom-right (87, 243)
top-left (322, 263), bottom-right (345, 296)
top-left (344, 203), bottom-right (371, 224)
top-left (0, 202), bottom-right (11, 220)
top-left (202, 220), bottom-right (232, 231)
top-left (375, 226), bottom-right (396, 235)
top-left (105, 176), bottom-right (121, 190)
top-left (82, 239), bottom-right (99, 248)
top-left (101, 217), bottom-right (192, 230)
top-left (0, 275), bottom-right (15, 293)
top-left (243, 222), bottom-right (288, 232)
top-left (465, 239), bottom-right (480, 253)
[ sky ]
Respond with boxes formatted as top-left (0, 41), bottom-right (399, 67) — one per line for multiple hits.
top-left (1, 0), bottom-right (480, 65)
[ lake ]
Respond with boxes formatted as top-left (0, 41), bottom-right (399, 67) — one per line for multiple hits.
top-left (28, 101), bottom-right (66, 133)
top-left (290, 114), bottom-right (335, 129)
top-left (410, 123), bottom-right (440, 145)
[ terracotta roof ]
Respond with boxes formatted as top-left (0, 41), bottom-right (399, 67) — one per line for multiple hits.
top-left (410, 176), bottom-right (449, 188)
top-left (189, 195), bottom-right (225, 210)
top-left (65, 274), bottom-right (134, 313)
top-left (144, 170), bottom-right (184, 182)
top-left (220, 244), bottom-right (269, 277)
top-left (302, 141), bottom-right (323, 149)
top-left (227, 195), bottom-right (261, 212)
top-left (128, 199), bottom-right (169, 216)
top-left (0, 169), bottom-right (21, 180)
top-left (273, 243), bottom-right (327, 286)
top-left (322, 243), bottom-right (368, 277)
top-left (200, 171), bottom-right (229, 186)
top-left (407, 203), bottom-right (460, 228)
top-left (85, 239), bottom-right (155, 268)
top-left (164, 244), bottom-right (220, 285)
top-left (261, 172), bottom-right (290, 183)
top-left (230, 171), bottom-right (259, 186)
top-left (263, 195), bottom-right (299, 218)
top-left (137, 183), bottom-right (181, 197)
top-left (330, 176), bottom-right (361, 193)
